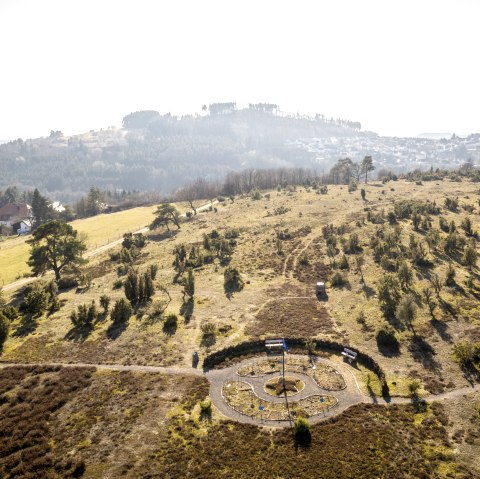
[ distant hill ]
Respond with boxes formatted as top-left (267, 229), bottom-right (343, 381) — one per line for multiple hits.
top-left (0, 105), bottom-right (365, 202)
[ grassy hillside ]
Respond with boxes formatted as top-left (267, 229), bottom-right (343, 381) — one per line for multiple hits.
top-left (0, 205), bottom-right (158, 285)
top-left (2, 178), bottom-right (480, 476)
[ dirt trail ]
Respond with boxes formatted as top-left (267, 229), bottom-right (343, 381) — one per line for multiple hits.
top-left (0, 361), bottom-right (203, 376)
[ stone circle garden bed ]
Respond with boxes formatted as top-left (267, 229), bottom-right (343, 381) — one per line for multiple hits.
top-left (237, 356), bottom-right (346, 391)
top-left (222, 380), bottom-right (337, 421)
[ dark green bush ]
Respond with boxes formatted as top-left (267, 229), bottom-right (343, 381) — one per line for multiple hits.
top-left (224, 267), bottom-right (244, 291)
top-left (22, 289), bottom-right (49, 316)
top-left (0, 312), bottom-right (9, 351)
top-left (294, 417), bottom-right (311, 445)
top-left (110, 298), bottom-right (133, 323)
top-left (376, 326), bottom-right (400, 353)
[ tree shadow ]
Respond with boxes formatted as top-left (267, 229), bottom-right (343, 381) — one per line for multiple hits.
top-left (451, 282), bottom-right (468, 297)
top-left (408, 336), bottom-right (441, 371)
top-left (200, 408), bottom-right (212, 423)
top-left (367, 383), bottom-right (378, 404)
top-left (64, 325), bottom-right (93, 342)
top-left (106, 319), bottom-right (128, 340)
top-left (381, 382), bottom-right (391, 402)
top-left (361, 284), bottom-right (375, 299)
top-left (439, 298), bottom-right (457, 317)
top-left (192, 352), bottom-right (199, 368)
top-left (12, 315), bottom-right (38, 337)
top-left (430, 318), bottom-right (453, 343)
top-left (316, 292), bottom-right (329, 302)
top-left (94, 311), bottom-right (108, 324)
top-left (180, 298), bottom-right (194, 322)
top-left (376, 341), bottom-right (401, 358)
top-left (148, 230), bottom-right (179, 242)
top-left (224, 283), bottom-right (243, 300)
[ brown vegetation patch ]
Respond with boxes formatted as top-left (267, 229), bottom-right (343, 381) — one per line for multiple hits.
top-left (293, 236), bottom-right (332, 283)
top-left (247, 298), bottom-right (336, 338)
top-left (130, 402), bottom-right (470, 479)
top-left (0, 365), bottom-right (94, 478)
top-left (0, 365), bottom-right (209, 479)
top-left (81, 258), bottom-right (117, 280)
top-left (4, 329), bottom-right (183, 367)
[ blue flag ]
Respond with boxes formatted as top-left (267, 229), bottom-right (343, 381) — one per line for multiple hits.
top-left (283, 338), bottom-right (289, 353)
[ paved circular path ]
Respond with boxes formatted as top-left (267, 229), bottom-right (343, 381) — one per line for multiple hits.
top-left (205, 354), bottom-right (366, 427)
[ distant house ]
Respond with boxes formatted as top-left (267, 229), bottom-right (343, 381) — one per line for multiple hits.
top-left (0, 203), bottom-right (32, 228)
top-left (12, 219), bottom-right (32, 235)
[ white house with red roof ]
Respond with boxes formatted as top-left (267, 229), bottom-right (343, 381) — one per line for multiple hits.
top-left (0, 203), bottom-right (33, 233)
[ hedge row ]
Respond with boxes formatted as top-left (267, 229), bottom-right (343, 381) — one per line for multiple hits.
top-left (203, 338), bottom-right (389, 396)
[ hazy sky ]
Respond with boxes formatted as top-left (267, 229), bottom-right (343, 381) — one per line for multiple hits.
top-left (0, 0), bottom-right (479, 140)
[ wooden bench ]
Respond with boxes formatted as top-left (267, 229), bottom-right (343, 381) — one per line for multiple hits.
top-left (341, 347), bottom-right (357, 362)
top-left (265, 339), bottom-right (284, 348)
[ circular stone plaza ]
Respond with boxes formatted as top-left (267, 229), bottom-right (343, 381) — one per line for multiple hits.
top-left (205, 354), bottom-right (365, 427)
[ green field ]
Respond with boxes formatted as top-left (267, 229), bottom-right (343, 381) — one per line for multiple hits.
top-left (0, 205), bottom-right (158, 285)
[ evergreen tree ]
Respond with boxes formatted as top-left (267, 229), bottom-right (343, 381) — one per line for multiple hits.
top-left (183, 269), bottom-right (195, 301)
top-left (85, 186), bottom-right (105, 216)
top-left (378, 274), bottom-right (401, 319)
top-left (362, 156), bottom-right (375, 183)
top-left (0, 311), bottom-right (9, 351)
top-left (150, 203), bottom-right (181, 230)
top-left (397, 262), bottom-right (414, 290)
top-left (463, 245), bottom-right (477, 271)
top-left (396, 294), bottom-right (417, 333)
top-left (143, 271), bottom-right (155, 300)
top-left (124, 269), bottom-right (140, 304)
top-left (31, 188), bottom-right (55, 228)
top-left (27, 220), bottom-right (86, 281)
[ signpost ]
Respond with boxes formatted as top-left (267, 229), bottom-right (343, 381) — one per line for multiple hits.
top-left (265, 337), bottom-right (291, 423)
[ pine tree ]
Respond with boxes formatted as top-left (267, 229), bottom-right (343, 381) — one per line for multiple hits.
top-left (31, 188), bottom-right (55, 228)
top-left (124, 269), bottom-right (139, 304)
top-left (143, 271), bottom-right (155, 300)
top-left (183, 269), bottom-right (195, 301)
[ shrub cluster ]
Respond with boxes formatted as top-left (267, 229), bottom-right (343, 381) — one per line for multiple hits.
top-left (70, 301), bottom-right (98, 328)
top-left (110, 298), bottom-right (133, 324)
top-left (224, 266), bottom-right (244, 291)
top-left (124, 268), bottom-right (155, 305)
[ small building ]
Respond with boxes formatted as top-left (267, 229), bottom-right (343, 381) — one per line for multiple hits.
top-left (0, 202), bottom-right (32, 228)
top-left (13, 219), bottom-right (32, 235)
top-left (316, 282), bottom-right (326, 296)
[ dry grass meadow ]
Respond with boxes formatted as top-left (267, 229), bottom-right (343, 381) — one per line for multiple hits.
top-left (0, 205), bottom-right (159, 285)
